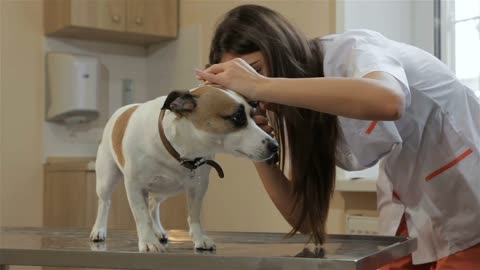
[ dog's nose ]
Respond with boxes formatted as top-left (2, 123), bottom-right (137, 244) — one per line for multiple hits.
top-left (267, 140), bottom-right (279, 153)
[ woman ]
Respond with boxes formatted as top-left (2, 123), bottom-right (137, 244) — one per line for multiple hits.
top-left (195, 4), bottom-right (480, 269)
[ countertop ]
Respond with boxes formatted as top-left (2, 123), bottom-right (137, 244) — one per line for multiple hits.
top-left (0, 227), bottom-right (416, 270)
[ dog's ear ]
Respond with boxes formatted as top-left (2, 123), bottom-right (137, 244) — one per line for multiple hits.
top-left (162, 90), bottom-right (197, 115)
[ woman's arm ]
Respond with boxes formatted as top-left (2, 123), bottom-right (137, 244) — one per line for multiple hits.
top-left (257, 71), bottom-right (405, 120)
top-left (254, 162), bottom-right (310, 232)
top-left (195, 58), bottom-right (405, 120)
top-left (251, 109), bottom-right (302, 230)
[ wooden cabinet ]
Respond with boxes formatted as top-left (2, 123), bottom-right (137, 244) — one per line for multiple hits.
top-left (44, 170), bottom-right (91, 227)
top-left (44, 157), bottom-right (188, 230)
top-left (44, 0), bottom-right (178, 46)
top-left (126, 0), bottom-right (177, 37)
top-left (70, 0), bottom-right (127, 32)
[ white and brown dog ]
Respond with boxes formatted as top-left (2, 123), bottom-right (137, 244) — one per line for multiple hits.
top-left (89, 85), bottom-right (278, 252)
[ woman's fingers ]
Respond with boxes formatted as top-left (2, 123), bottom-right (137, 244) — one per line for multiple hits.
top-left (195, 58), bottom-right (263, 100)
top-left (259, 102), bottom-right (269, 111)
top-left (195, 63), bottom-right (230, 87)
top-left (253, 115), bottom-right (268, 125)
top-left (260, 101), bottom-right (276, 111)
top-left (203, 63), bottom-right (225, 74)
top-left (253, 115), bottom-right (274, 136)
top-left (262, 125), bottom-right (274, 135)
top-left (195, 69), bottom-right (219, 84)
top-left (260, 101), bottom-right (278, 113)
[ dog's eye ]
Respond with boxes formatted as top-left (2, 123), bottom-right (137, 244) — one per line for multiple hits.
top-left (248, 101), bottom-right (259, 108)
top-left (223, 105), bottom-right (247, 127)
top-left (230, 111), bottom-right (247, 127)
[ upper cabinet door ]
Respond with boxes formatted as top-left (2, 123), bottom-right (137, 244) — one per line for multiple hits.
top-left (70, 0), bottom-right (126, 32)
top-left (126, 0), bottom-right (177, 38)
top-left (44, 0), bottom-right (177, 45)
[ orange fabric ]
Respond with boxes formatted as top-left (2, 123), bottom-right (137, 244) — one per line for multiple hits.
top-left (393, 191), bottom-right (401, 201)
top-left (365, 120), bottom-right (378, 134)
top-left (434, 243), bottom-right (480, 269)
top-left (425, 148), bottom-right (473, 181)
top-left (380, 215), bottom-right (480, 270)
top-left (380, 216), bottom-right (431, 270)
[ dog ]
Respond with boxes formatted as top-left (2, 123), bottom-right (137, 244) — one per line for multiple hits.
top-left (89, 85), bottom-right (278, 252)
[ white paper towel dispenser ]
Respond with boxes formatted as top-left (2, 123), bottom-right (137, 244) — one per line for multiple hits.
top-left (46, 52), bottom-right (99, 124)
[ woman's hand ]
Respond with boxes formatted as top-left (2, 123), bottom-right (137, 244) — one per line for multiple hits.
top-left (252, 102), bottom-right (274, 137)
top-left (195, 58), bottom-right (268, 100)
top-left (254, 115), bottom-right (273, 136)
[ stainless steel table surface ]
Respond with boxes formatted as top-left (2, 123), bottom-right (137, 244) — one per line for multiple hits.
top-left (0, 227), bottom-right (416, 270)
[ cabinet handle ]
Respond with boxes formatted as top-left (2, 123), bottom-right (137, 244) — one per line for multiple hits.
top-left (135, 17), bottom-right (144, 25)
top-left (112, 15), bottom-right (121, 23)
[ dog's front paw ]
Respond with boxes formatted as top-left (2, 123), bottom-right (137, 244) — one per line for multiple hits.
top-left (155, 231), bottom-right (169, 244)
top-left (90, 228), bottom-right (107, 242)
top-left (138, 237), bottom-right (166, 253)
top-left (89, 240), bottom-right (107, 251)
top-left (193, 235), bottom-right (216, 250)
top-left (153, 225), bottom-right (168, 243)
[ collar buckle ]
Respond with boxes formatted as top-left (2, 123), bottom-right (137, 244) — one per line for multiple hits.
top-left (180, 157), bottom-right (206, 170)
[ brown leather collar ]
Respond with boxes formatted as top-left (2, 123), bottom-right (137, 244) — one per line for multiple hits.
top-left (158, 109), bottom-right (224, 178)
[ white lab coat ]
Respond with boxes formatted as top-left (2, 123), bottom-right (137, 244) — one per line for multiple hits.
top-left (318, 29), bottom-right (480, 264)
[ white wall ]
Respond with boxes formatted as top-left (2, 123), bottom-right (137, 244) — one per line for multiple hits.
top-left (1, 0), bottom-right (44, 229)
top-left (44, 39), bottom-right (148, 158)
top-left (412, 0), bottom-right (434, 54)
top-left (147, 24), bottom-right (202, 98)
top-left (342, 0), bottom-right (414, 43)
top-left (337, 0), bottom-right (434, 53)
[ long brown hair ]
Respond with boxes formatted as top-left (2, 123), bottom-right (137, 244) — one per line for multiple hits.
top-left (209, 5), bottom-right (338, 245)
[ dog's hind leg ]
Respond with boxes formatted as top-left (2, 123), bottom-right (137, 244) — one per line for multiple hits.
top-left (148, 193), bottom-right (168, 243)
top-left (90, 142), bottom-right (122, 242)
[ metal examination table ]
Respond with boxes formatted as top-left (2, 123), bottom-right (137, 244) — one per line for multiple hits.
top-left (0, 227), bottom-right (416, 270)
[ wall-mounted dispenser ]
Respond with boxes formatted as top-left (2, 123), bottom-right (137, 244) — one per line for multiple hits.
top-left (46, 52), bottom-right (99, 124)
